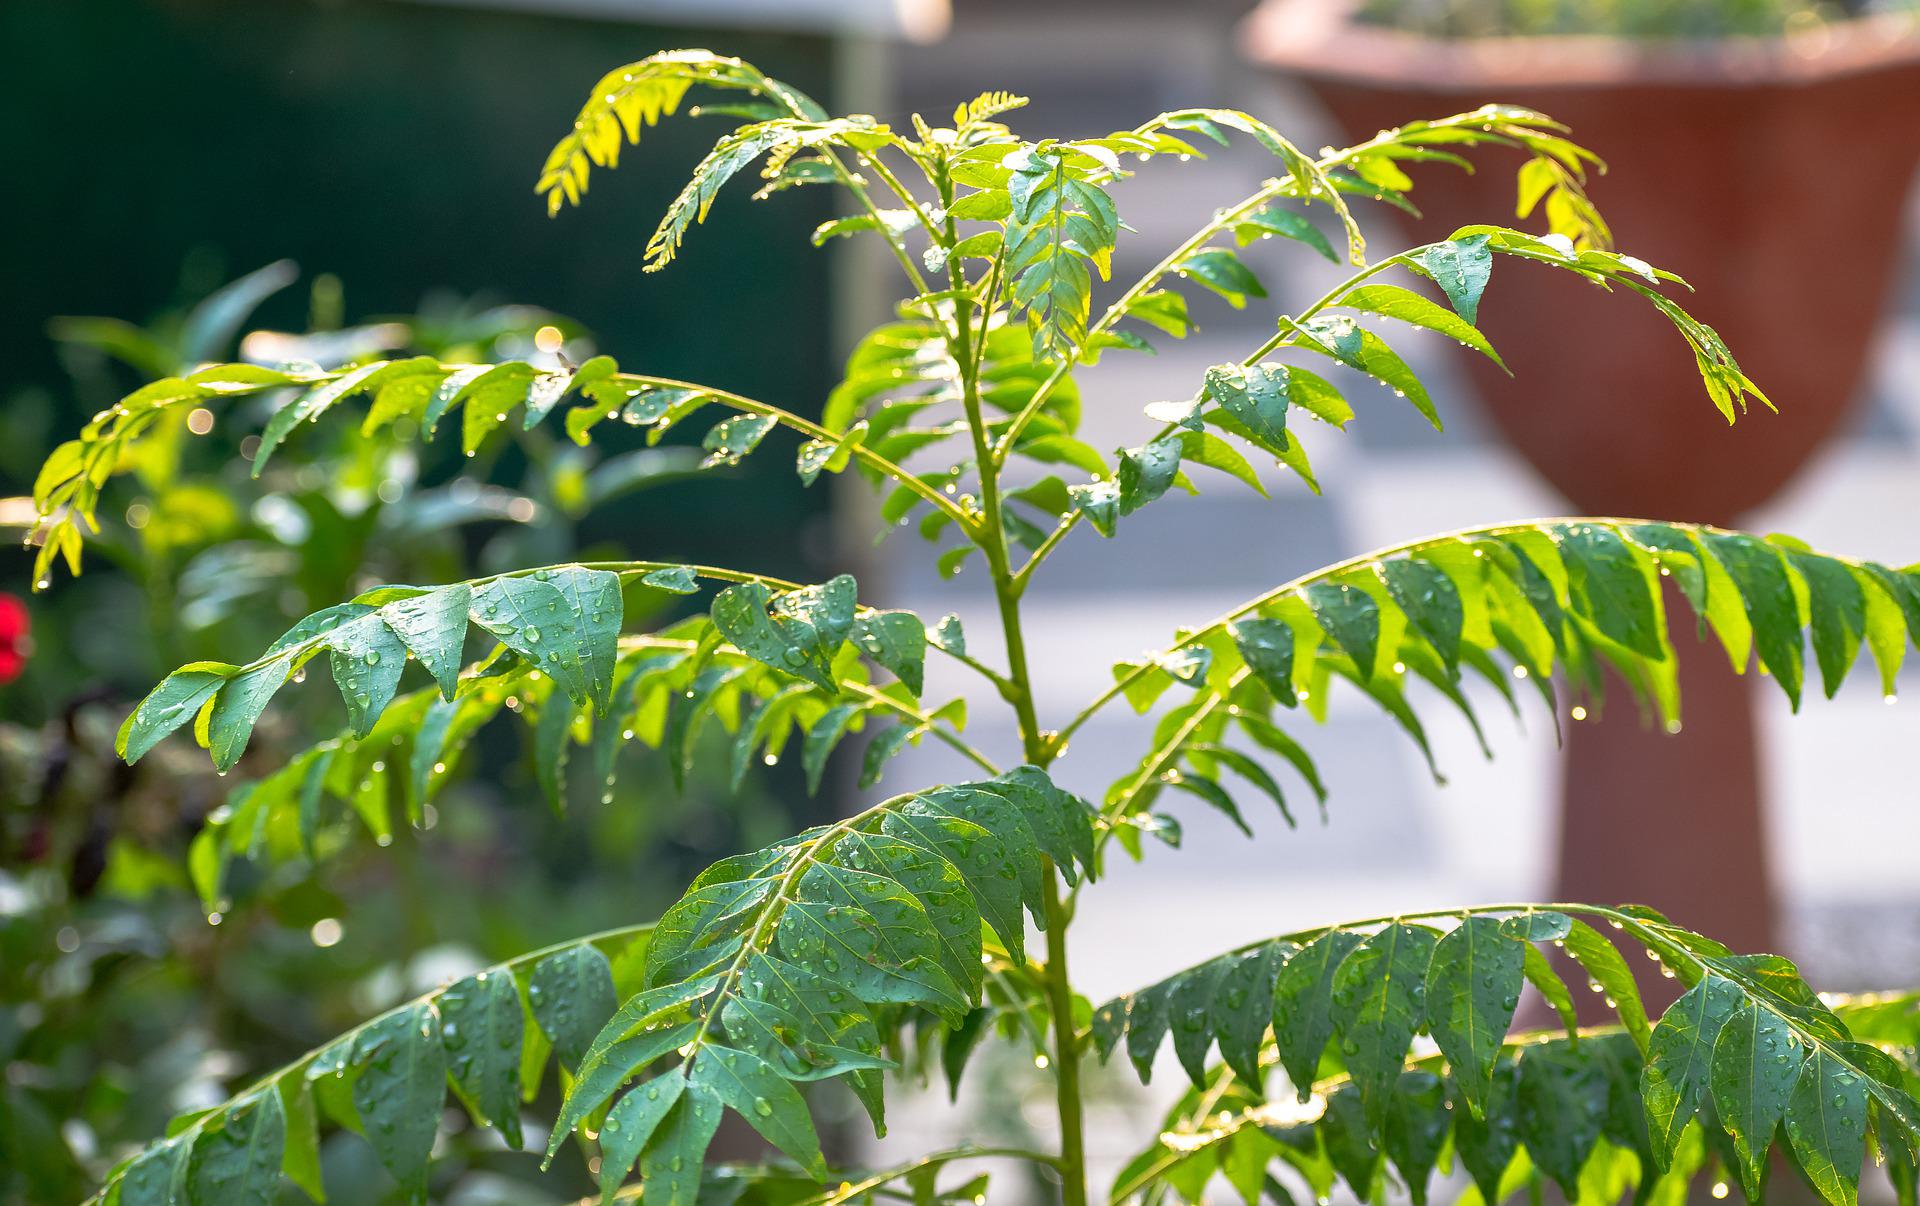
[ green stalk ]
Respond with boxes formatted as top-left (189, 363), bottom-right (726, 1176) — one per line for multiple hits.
top-left (938, 159), bottom-right (1089, 1206)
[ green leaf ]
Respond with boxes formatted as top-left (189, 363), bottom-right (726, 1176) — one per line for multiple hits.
top-left (347, 1003), bottom-right (446, 1202)
top-left (1786, 1047), bottom-right (1868, 1206)
top-left (635, 1083), bottom-right (724, 1206)
top-left (712, 581), bottom-right (835, 692)
top-left (1703, 532), bottom-right (1805, 709)
top-left (1384, 1071), bottom-right (1450, 1206)
top-left (851, 610), bottom-right (926, 696)
top-left (208, 656), bottom-right (295, 773)
top-left (1332, 923), bottom-right (1440, 1129)
top-left (1204, 363), bottom-right (1291, 457)
top-left (1272, 929), bottom-right (1364, 1100)
top-left (1557, 523), bottom-right (1665, 660)
top-left (380, 585), bottom-right (472, 700)
top-left (118, 662), bottom-right (235, 763)
top-left (326, 615), bottom-right (407, 738)
top-left (439, 970), bottom-right (525, 1146)
top-left (1117, 434), bottom-right (1184, 516)
top-left (802, 703), bottom-right (862, 794)
top-left (1414, 235), bottom-right (1493, 323)
top-left (881, 807), bottom-right (1028, 964)
top-left (187, 1088), bottom-right (286, 1206)
top-left (689, 1045), bottom-right (828, 1177)
top-left (1563, 919), bottom-right (1652, 1052)
top-left (641, 566), bottom-right (699, 594)
top-left (1453, 1062), bottom-right (1522, 1203)
top-left (701, 413), bottom-right (777, 467)
top-left (598, 1075), bottom-right (686, 1204)
top-left (1378, 558), bottom-right (1464, 673)
top-left (1234, 203), bottom-right (1336, 262)
top-left (1642, 975), bottom-right (1745, 1169)
top-left (1517, 1042), bottom-right (1607, 1195)
top-left (1711, 1000), bottom-right (1806, 1197)
top-left (1791, 552), bottom-right (1866, 699)
top-left (1303, 581), bottom-right (1380, 680)
top-left (530, 944), bottom-right (619, 1069)
top-left (1230, 618), bottom-right (1295, 703)
top-left (1426, 916), bottom-right (1523, 1117)
top-left (1342, 283), bottom-right (1503, 369)
top-left (1212, 942), bottom-right (1292, 1086)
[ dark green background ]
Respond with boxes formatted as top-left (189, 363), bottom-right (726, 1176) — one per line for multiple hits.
top-left (2, 0), bottom-right (844, 588)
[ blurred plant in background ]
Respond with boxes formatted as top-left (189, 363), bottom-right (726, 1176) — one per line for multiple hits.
top-left (0, 263), bottom-right (789, 1203)
top-left (1355, 0), bottom-right (1914, 38)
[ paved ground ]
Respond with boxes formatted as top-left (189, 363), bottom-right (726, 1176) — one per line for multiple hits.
top-left (838, 10), bottom-right (1920, 1196)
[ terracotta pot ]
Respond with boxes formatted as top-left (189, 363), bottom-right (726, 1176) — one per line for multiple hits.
top-left (1242, 1), bottom-right (1920, 960)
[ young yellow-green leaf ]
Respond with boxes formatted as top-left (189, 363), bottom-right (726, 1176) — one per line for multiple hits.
top-left (348, 1003), bottom-right (446, 1202)
top-left (439, 970), bottom-right (525, 1147)
top-left (1273, 929), bottom-right (1360, 1097)
top-left (689, 1045), bottom-right (828, 1177)
top-left (598, 1074), bottom-right (686, 1204)
top-left (186, 1088), bottom-right (285, 1206)
top-left (1425, 916), bottom-right (1523, 1117)
top-left (529, 944), bottom-right (619, 1069)
top-left (1786, 1047), bottom-right (1869, 1206)
top-left (1642, 975), bottom-right (1745, 1169)
top-left (1712, 1000), bottom-right (1806, 1197)
top-left (1331, 923), bottom-right (1440, 1129)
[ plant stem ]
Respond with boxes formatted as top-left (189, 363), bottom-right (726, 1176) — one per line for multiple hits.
top-left (939, 159), bottom-right (1088, 1206)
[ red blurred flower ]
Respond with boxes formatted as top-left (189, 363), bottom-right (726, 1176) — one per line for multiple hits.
top-left (0, 593), bottom-right (28, 685)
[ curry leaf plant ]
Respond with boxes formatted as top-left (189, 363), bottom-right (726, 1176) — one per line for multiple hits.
top-left (33, 47), bottom-right (1920, 1206)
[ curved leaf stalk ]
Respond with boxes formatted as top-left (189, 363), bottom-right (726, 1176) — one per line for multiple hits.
top-left (1056, 516), bottom-right (1914, 752)
top-left (85, 924), bottom-right (654, 1206)
top-left (29, 364), bottom-right (974, 586)
top-left (1092, 903), bottom-right (1920, 1205)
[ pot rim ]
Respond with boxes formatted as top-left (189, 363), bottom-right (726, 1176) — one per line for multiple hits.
top-left (1241, 0), bottom-right (1920, 90)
